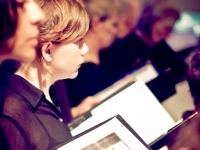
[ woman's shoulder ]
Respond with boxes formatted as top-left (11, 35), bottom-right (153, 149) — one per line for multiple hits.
top-left (0, 87), bottom-right (49, 149)
top-left (0, 86), bottom-right (32, 118)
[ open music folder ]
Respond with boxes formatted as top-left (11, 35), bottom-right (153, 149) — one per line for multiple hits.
top-left (68, 80), bottom-right (175, 145)
top-left (150, 112), bottom-right (199, 150)
top-left (50, 115), bottom-right (151, 150)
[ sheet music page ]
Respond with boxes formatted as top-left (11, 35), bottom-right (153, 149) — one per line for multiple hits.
top-left (59, 118), bottom-right (149, 150)
top-left (71, 81), bottom-right (175, 144)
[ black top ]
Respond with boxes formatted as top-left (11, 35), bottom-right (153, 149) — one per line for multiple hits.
top-left (100, 32), bottom-right (149, 82)
top-left (65, 62), bottom-right (113, 107)
top-left (50, 80), bottom-right (73, 124)
top-left (0, 73), bottom-right (72, 150)
top-left (100, 32), bottom-right (187, 84)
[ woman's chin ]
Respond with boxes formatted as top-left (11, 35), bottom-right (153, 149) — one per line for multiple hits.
top-left (16, 48), bottom-right (36, 63)
top-left (68, 71), bottom-right (79, 79)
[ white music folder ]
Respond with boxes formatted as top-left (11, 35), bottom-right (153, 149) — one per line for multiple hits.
top-left (70, 80), bottom-right (175, 144)
top-left (51, 115), bottom-right (151, 150)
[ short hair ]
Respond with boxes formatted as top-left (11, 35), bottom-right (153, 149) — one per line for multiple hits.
top-left (0, 0), bottom-right (18, 45)
top-left (137, 4), bottom-right (180, 37)
top-left (36, 0), bottom-right (89, 50)
top-left (83, 0), bottom-right (127, 24)
top-left (33, 0), bottom-right (89, 58)
top-left (20, 0), bottom-right (90, 77)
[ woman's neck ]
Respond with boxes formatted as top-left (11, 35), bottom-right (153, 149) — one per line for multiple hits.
top-left (83, 32), bottom-right (101, 65)
top-left (15, 61), bottom-right (54, 103)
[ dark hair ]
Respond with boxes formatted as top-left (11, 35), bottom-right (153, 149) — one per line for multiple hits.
top-left (187, 47), bottom-right (200, 108)
top-left (137, 4), bottom-right (180, 37)
top-left (0, 0), bottom-right (18, 44)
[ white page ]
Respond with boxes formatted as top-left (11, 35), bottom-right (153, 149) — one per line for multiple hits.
top-left (71, 81), bottom-right (175, 144)
top-left (166, 31), bottom-right (199, 52)
top-left (59, 118), bottom-right (149, 150)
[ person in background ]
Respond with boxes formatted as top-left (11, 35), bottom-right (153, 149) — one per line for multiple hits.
top-left (185, 46), bottom-right (200, 115)
top-left (166, 46), bottom-right (200, 150)
top-left (100, 0), bottom-right (145, 82)
top-left (0, 0), bottom-right (43, 63)
top-left (0, 0), bottom-right (89, 149)
top-left (65, 0), bottom-right (131, 108)
top-left (100, 4), bottom-right (187, 103)
top-left (117, 0), bottom-right (143, 39)
top-left (135, 5), bottom-right (180, 47)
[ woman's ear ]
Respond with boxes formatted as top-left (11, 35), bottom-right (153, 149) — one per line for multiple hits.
top-left (41, 42), bottom-right (53, 62)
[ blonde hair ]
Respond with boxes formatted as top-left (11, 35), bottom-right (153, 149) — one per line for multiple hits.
top-left (20, 0), bottom-right (89, 77)
top-left (37, 0), bottom-right (89, 48)
top-left (83, 0), bottom-right (127, 22)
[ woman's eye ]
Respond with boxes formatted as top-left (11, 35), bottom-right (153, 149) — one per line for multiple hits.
top-left (75, 38), bottom-right (83, 45)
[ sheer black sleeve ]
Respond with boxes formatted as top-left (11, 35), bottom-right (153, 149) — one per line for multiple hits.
top-left (0, 116), bottom-right (27, 150)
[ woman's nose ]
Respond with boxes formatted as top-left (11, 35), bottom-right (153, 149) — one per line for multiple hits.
top-left (28, 0), bottom-right (45, 25)
top-left (80, 43), bottom-right (89, 55)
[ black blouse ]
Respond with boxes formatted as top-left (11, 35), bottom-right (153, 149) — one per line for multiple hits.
top-left (0, 73), bottom-right (72, 150)
top-left (65, 62), bottom-right (113, 107)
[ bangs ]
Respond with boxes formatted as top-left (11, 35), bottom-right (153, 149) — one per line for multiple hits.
top-left (54, 0), bottom-right (90, 42)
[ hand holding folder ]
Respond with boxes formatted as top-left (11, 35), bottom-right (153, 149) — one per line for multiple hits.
top-left (50, 115), bottom-right (151, 150)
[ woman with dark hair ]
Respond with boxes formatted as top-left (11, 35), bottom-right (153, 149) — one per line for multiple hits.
top-left (187, 47), bottom-right (200, 112)
top-left (0, 0), bottom-right (90, 149)
top-left (166, 47), bottom-right (200, 150)
top-left (136, 5), bottom-right (180, 46)
top-left (0, 0), bottom-right (44, 63)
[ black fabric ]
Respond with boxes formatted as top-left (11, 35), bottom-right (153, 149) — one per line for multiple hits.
top-left (50, 80), bottom-right (73, 124)
top-left (146, 70), bottom-right (176, 102)
top-left (0, 59), bottom-right (21, 73)
top-left (0, 73), bottom-right (72, 150)
top-left (100, 32), bottom-right (149, 82)
top-left (144, 40), bottom-right (188, 83)
top-left (65, 62), bottom-right (113, 107)
top-left (100, 32), bottom-right (187, 84)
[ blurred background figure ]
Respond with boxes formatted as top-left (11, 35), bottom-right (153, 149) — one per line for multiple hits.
top-left (135, 5), bottom-right (180, 46)
top-left (186, 46), bottom-right (200, 114)
top-left (64, 0), bottom-right (132, 108)
top-left (100, 3), bottom-right (188, 102)
top-left (100, 3), bottom-right (186, 83)
top-left (0, 0), bottom-right (44, 63)
top-left (117, 0), bottom-right (143, 39)
top-left (1, 0), bottom-right (90, 149)
top-left (152, 47), bottom-right (200, 150)
top-left (171, 46), bottom-right (200, 150)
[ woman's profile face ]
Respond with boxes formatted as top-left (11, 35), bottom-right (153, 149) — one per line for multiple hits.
top-left (95, 16), bottom-right (119, 49)
top-left (50, 38), bottom-right (88, 80)
top-left (8, 0), bottom-right (44, 62)
top-left (117, 1), bottom-right (142, 39)
top-left (151, 17), bottom-right (176, 44)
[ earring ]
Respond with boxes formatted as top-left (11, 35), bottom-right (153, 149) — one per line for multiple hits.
top-left (46, 61), bottom-right (51, 69)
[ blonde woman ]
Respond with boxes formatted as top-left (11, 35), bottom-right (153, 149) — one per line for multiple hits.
top-left (65, 0), bottom-right (129, 108)
top-left (0, 0), bottom-right (89, 149)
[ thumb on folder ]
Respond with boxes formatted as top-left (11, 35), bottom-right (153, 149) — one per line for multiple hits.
top-left (71, 96), bottom-right (102, 118)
